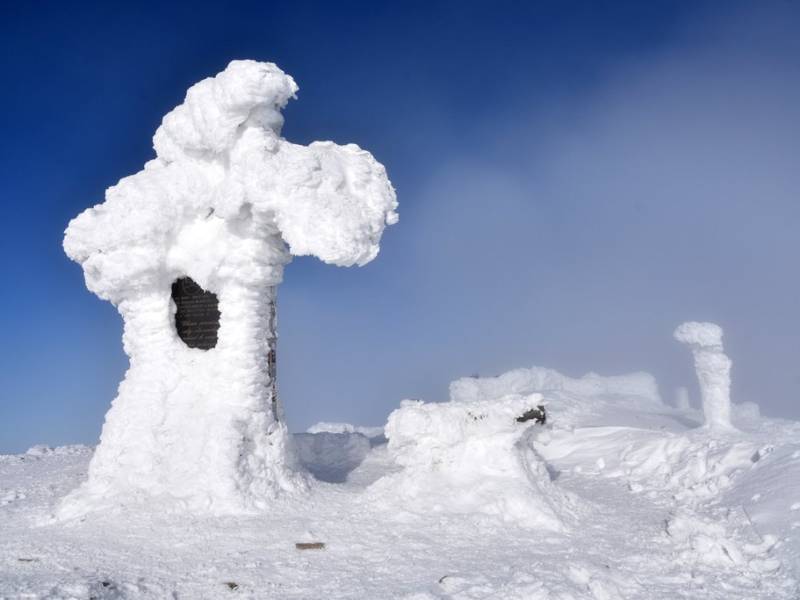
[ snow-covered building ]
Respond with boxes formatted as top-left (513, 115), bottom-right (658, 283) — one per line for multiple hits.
top-left (60, 60), bottom-right (397, 517)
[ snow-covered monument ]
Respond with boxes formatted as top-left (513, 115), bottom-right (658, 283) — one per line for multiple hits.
top-left (60, 60), bottom-right (397, 516)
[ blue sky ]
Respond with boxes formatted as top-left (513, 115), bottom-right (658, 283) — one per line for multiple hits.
top-left (1, 1), bottom-right (798, 453)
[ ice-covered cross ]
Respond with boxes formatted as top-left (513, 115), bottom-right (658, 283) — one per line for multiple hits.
top-left (60, 60), bottom-right (397, 517)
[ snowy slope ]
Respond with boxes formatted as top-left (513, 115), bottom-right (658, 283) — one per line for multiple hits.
top-left (2, 367), bottom-right (799, 599)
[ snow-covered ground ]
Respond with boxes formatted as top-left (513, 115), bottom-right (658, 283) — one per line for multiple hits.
top-left (2, 367), bottom-right (800, 599)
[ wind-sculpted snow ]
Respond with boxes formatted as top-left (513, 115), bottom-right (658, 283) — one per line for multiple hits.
top-left (368, 394), bottom-right (579, 530)
top-left (3, 365), bottom-right (800, 597)
top-left (539, 426), bottom-right (763, 502)
top-left (60, 60), bottom-right (397, 518)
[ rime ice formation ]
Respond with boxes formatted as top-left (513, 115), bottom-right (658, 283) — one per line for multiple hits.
top-left (674, 322), bottom-right (734, 431)
top-left (60, 60), bottom-right (397, 517)
top-left (368, 394), bottom-right (577, 531)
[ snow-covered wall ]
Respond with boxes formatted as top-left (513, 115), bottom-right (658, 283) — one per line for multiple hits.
top-left (60, 60), bottom-right (397, 517)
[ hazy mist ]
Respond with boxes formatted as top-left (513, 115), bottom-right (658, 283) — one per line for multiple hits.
top-left (279, 4), bottom-right (800, 430)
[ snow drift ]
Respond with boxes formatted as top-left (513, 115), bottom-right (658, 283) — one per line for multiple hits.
top-left (369, 393), bottom-right (577, 531)
top-left (450, 366), bottom-right (663, 429)
top-left (367, 368), bottom-right (678, 529)
top-left (4, 354), bottom-right (799, 597)
top-left (60, 60), bottom-right (397, 517)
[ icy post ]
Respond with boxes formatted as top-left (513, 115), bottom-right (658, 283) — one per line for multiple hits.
top-left (674, 322), bottom-right (734, 431)
top-left (60, 60), bottom-right (398, 516)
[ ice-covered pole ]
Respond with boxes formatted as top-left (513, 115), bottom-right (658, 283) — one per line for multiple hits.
top-left (673, 322), bottom-right (734, 431)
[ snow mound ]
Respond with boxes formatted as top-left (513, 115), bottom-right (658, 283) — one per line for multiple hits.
top-left (620, 433), bottom-right (762, 501)
top-left (666, 508), bottom-right (780, 574)
top-left (294, 432), bottom-right (371, 483)
top-left (369, 395), bottom-right (577, 530)
top-left (451, 366), bottom-right (665, 430)
top-left (539, 426), bottom-right (763, 503)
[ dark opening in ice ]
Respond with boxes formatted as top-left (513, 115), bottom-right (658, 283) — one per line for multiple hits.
top-left (171, 277), bottom-right (220, 350)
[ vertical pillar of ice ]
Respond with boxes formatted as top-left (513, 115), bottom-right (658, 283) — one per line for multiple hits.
top-left (674, 322), bottom-right (734, 431)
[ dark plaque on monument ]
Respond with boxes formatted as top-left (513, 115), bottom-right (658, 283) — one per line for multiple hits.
top-left (171, 277), bottom-right (221, 350)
